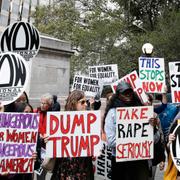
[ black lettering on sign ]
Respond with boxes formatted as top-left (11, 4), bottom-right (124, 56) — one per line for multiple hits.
top-left (171, 123), bottom-right (180, 172)
top-left (0, 53), bottom-right (27, 87)
top-left (0, 21), bottom-right (40, 60)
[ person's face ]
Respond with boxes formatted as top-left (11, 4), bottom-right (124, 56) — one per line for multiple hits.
top-left (16, 93), bottom-right (27, 103)
top-left (24, 105), bottom-right (32, 113)
top-left (76, 97), bottom-right (87, 111)
top-left (119, 89), bottom-right (134, 102)
top-left (40, 98), bottom-right (50, 112)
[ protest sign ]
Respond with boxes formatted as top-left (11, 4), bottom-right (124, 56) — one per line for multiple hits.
top-left (169, 62), bottom-right (180, 103)
top-left (46, 111), bottom-right (101, 158)
top-left (111, 70), bottom-right (148, 104)
top-left (0, 52), bottom-right (29, 105)
top-left (89, 64), bottom-right (118, 85)
top-left (170, 120), bottom-right (180, 172)
top-left (93, 141), bottom-right (112, 180)
top-left (116, 106), bottom-right (154, 162)
top-left (34, 148), bottom-right (46, 175)
top-left (139, 57), bottom-right (165, 93)
top-left (0, 21), bottom-right (40, 61)
top-left (0, 112), bottom-right (39, 173)
top-left (72, 75), bottom-right (103, 97)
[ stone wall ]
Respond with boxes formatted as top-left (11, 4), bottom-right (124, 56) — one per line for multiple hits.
top-left (29, 35), bottom-right (73, 108)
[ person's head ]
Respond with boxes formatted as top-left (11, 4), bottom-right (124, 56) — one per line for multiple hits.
top-left (53, 95), bottom-right (58, 103)
top-left (40, 93), bottom-right (53, 112)
top-left (65, 90), bottom-right (87, 111)
top-left (24, 104), bottom-right (33, 113)
top-left (116, 81), bottom-right (134, 103)
top-left (15, 102), bottom-right (33, 112)
top-left (16, 91), bottom-right (29, 104)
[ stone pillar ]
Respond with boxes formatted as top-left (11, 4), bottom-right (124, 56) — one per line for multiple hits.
top-left (29, 35), bottom-right (73, 107)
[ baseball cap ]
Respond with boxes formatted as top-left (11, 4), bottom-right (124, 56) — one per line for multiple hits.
top-left (116, 81), bottom-right (132, 94)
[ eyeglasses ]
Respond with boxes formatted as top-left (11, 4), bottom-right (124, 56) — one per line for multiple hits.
top-left (78, 99), bottom-right (87, 105)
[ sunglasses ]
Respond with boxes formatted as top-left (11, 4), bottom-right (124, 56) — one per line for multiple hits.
top-left (78, 99), bottom-right (87, 105)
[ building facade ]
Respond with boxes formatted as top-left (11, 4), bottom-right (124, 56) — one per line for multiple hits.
top-left (0, 0), bottom-right (73, 107)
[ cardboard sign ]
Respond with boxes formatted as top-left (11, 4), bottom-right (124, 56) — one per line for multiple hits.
top-left (89, 64), bottom-right (119, 85)
top-left (0, 21), bottom-right (40, 61)
top-left (0, 112), bottom-right (39, 173)
top-left (0, 52), bottom-right (29, 105)
top-left (170, 120), bottom-right (180, 172)
top-left (72, 75), bottom-right (103, 97)
top-left (46, 111), bottom-right (101, 158)
top-left (169, 62), bottom-right (180, 103)
top-left (116, 106), bottom-right (154, 162)
top-left (111, 70), bottom-right (148, 104)
top-left (34, 148), bottom-right (46, 175)
top-left (93, 141), bottom-right (112, 180)
top-left (139, 57), bottom-right (166, 93)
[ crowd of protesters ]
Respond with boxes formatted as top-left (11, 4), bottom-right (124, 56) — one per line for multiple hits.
top-left (0, 82), bottom-right (180, 180)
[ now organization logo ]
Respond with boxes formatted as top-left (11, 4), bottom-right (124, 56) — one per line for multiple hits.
top-left (0, 52), bottom-right (29, 105)
top-left (170, 122), bottom-right (180, 171)
top-left (0, 21), bottom-right (40, 61)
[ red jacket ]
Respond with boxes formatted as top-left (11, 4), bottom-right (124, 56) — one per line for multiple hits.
top-left (34, 108), bottom-right (47, 136)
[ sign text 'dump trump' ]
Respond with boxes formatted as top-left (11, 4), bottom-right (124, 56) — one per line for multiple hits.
top-left (46, 111), bottom-right (101, 158)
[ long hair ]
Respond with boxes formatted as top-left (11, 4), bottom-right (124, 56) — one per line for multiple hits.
top-left (65, 90), bottom-right (85, 111)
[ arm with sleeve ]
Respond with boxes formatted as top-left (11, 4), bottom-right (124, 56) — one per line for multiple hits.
top-left (104, 108), bottom-right (116, 149)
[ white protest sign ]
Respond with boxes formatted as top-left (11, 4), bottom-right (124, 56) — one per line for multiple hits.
top-left (170, 120), bottom-right (180, 172)
top-left (72, 75), bottom-right (103, 97)
top-left (0, 52), bottom-right (30, 105)
top-left (169, 62), bottom-right (180, 103)
top-left (0, 112), bottom-right (39, 173)
top-left (116, 106), bottom-right (154, 162)
top-left (111, 70), bottom-right (148, 104)
top-left (139, 57), bottom-right (166, 93)
top-left (89, 64), bottom-right (119, 85)
top-left (0, 21), bottom-right (41, 61)
top-left (46, 111), bottom-right (101, 158)
top-left (93, 141), bottom-right (112, 180)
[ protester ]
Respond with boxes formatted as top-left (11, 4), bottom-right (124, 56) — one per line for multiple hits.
top-left (51, 90), bottom-right (94, 180)
top-left (15, 102), bottom-right (33, 113)
top-left (34, 93), bottom-right (54, 180)
top-left (103, 81), bottom-right (158, 180)
top-left (0, 98), bottom-right (36, 180)
top-left (87, 93), bottom-right (101, 110)
top-left (34, 93), bottom-right (54, 137)
top-left (155, 93), bottom-right (178, 143)
top-left (146, 93), bottom-right (166, 180)
top-left (52, 95), bottom-right (61, 111)
top-left (164, 111), bottom-right (180, 180)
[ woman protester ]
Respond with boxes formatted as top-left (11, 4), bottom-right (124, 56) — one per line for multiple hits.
top-left (51, 90), bottom-right (94, 180)
top-left (103, 81), bottom-right (159, 180)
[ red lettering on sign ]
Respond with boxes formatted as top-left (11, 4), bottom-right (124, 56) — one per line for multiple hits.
top-left (142, 82), bottom-right (163, 92)
top-left (140, 107), bottom-right (148, 119)
top-left (71, 114), bottom-right (85, 134)
top-left (0, 158), bottom-right (33, 173)
top-left (174, 91), bottom-right (180, 103)
top-left (117, 107), bottom-right (148, 120)
top-left (87, 113), bottom-right (96, 133)
top-left (50, 115), bottom-right (59, 135)
top-left (129, 73), bottom-right (137, 89)
top-left (116, 141), bottom-right (152, 160)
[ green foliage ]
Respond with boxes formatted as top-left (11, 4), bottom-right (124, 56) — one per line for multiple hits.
top-left (33, 0), bottom-right (180, 79)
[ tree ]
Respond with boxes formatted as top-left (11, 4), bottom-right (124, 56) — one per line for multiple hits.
top-left (33, 0), bottom-right (180, 79)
